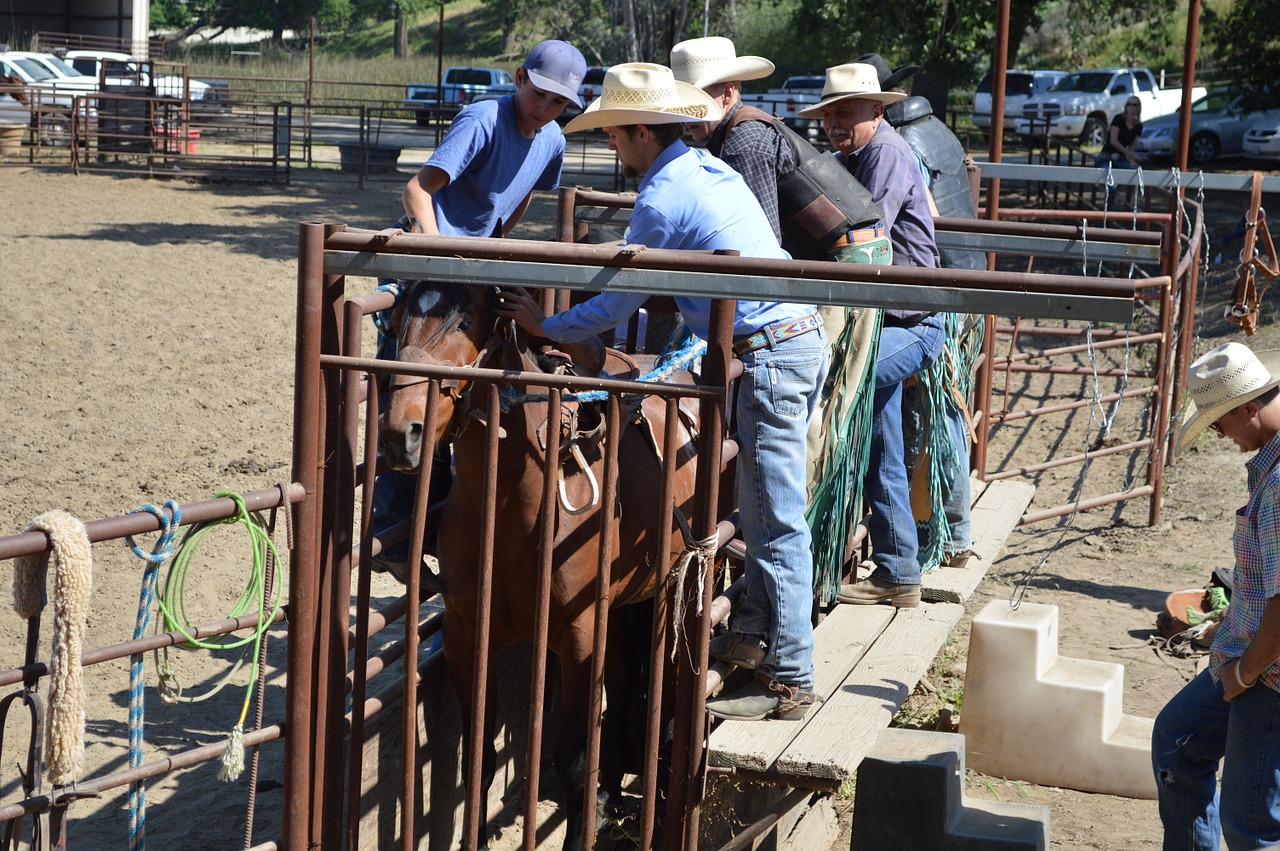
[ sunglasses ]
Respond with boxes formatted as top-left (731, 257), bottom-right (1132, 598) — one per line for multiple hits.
top-left (1212, 404), bottom-right (1244, 435)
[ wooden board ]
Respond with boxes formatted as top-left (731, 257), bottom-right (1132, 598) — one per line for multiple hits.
top-left (773, 602), bottom-right (965, 782)
top-left (922, 478), bottom-right (1036, 604)
top-left (708, 604), bottom-right (894, 772)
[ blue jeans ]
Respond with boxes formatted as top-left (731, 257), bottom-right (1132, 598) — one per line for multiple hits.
top-left (1152, 666), bottom-right (1280, 850)
top-left (866, 316), bottom-right (945, 586)
top-left (1097, 154), bottom-right (1134, 210)
top-left (732, 326), bottom-right (830, 690)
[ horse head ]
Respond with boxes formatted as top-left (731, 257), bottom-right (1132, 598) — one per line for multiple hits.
top-left (378, 279), bottom-right (503, 471)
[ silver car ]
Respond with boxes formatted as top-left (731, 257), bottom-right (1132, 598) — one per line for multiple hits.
top-left (1135, 87), bottom-right (1280, 165)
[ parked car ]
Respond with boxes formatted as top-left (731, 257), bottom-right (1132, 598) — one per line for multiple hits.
top-left (970, 69), bottom-right (1066, 133)
top-left (404, 67), bottom-right (517, 126)
top-left (578, 65), bottom-right (608, 106)
top-left (556, 65), bottom-right (609, 124)
top-left (1243, 117), bottom-right (1280, 161)
top-left (1015, 67), bottom-right (1204, 146)
top-left (0, 50), bottom-right (98, 145)
top-left (1135, 87), bottom-right (1280, 164)
top-left (545, 63), bottom-right (609, 125)
top-left (62, 49), bottom-right (230, 115)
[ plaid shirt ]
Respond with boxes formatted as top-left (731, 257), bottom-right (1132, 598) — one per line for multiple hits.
top-left (708, 103), bottom-right (794, 243)
top-left (1211, 431), bottom-right (1280, 691)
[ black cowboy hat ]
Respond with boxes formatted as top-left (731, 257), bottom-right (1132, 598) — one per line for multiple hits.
top-left (855, 53), bottom-right (920, 91)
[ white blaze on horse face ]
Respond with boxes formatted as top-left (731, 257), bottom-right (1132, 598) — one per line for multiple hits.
top-left (414, 287), bottom-right (443, 316)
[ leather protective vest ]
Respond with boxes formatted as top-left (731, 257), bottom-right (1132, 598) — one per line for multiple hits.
top-left (885, 96), bottom-right (984, 270)
top-left (726, 105), bottom-right (882, 261)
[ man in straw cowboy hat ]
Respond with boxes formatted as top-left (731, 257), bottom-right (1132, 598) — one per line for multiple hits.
top-left (667, 36), bottom-right (790, 243)
top-left (796, 62), bottom-right (946, 607)
top-left (1153, 341), bottom-right (1280, 849)
top-left (669, 36), bottom-right (889, 265)
top-left (496, 62), bottom-right (830, 722)
top-left (860, 50), bottom-right (983, 573)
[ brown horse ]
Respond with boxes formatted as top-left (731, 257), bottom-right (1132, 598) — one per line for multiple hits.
top-left (378, 279), bottom-right (700, 851)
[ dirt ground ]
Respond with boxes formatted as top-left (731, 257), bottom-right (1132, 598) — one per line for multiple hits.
top-left (0, 162), bottom-right (1276, 851)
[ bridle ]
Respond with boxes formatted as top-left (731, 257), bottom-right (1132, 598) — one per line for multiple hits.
top-left (387, 285), bottom-right (517, 440)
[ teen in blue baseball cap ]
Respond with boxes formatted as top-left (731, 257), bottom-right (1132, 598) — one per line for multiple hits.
top-left (377, 37), bottom-right (587, 578)
top-left (522, 39), bottom-right (588, 108)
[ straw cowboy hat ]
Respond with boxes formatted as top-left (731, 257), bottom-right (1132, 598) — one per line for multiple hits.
top-left (796, 62), bottom-right (907, 119)
top-left (562, 63), bottom-right (723, 134)
top-left (854, 52), bottom-right (920, 92)
top-left (669, 36), bottom-right (774, 90)
top-left (1179, 342), bottom-right (1280, 448)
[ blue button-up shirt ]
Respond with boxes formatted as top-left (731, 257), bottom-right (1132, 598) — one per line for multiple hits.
top-left (541, 140), bottom-right (815, 343)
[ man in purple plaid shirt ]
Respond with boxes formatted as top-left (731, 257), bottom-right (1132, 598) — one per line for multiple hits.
top-left (1154, 341), bottom-right (1280, 850)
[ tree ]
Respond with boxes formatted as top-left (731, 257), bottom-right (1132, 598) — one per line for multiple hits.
top-left (1205, 1), bottom-right (1280, 92)
top-left (157, 0), bottom-right (352, 43)
top-left (779, 0), bottom-right (1184, 114)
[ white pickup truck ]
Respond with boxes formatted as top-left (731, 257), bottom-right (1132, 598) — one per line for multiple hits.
top-left (1015, 67), bottom-right (1205, 146)
top-left (63, 49), bottom-right (230, 115)
top-left (738, 75), bottom-right (824, 138)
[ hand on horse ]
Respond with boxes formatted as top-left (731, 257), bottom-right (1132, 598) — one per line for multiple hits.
top-left (495, 286), bottom-right (548, 337)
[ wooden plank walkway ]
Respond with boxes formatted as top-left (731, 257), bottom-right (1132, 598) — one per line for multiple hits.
top-left (923, 477), bottom-right (1036, 604)
top-left (707, 477), bottom-right (1036, 788)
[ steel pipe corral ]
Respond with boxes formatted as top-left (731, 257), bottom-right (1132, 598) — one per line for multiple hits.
top-left (319, 236), bottom-right (1136, 324)
top-left (299, 193), bottom-right (1165, 851)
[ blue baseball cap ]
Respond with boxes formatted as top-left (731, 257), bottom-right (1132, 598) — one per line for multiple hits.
top-left (523, 40), bottom-right (587, 107)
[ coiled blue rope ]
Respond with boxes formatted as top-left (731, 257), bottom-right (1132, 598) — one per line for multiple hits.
top-left (123, 500), bottom-right (183, 851)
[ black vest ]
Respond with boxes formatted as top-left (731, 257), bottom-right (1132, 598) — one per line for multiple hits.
top-left (726, 105), bottom-right (882, 261)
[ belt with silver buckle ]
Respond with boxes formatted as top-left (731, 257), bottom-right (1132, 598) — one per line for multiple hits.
top-left (829, 224), bottom-right (886, 251)
top-left (733, 313), bottom-right (823, 357)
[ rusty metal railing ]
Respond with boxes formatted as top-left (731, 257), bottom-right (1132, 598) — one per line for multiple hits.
top-left (286, 211), bottom-right (1138, 851)
top-left (289, 223), bottom-right (746, 851)
top-left (0, 485), bottom-right (302, 849)
top-left (972, 192), bottom-right (1203, 527)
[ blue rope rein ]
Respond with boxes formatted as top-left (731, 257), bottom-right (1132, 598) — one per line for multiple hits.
top-left (499, 329), bottom-right (707, 411)
top-left (123, 500), bottom-right (182, 851)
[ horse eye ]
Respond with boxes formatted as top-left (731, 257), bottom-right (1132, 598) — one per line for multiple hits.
top-left (457, 316), bottom-right (472, 332)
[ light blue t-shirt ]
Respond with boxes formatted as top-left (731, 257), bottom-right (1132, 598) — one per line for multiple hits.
top-left (541, 141), bottom-right (815, 342)
top-left (424, 96), bottom-right (566, 237)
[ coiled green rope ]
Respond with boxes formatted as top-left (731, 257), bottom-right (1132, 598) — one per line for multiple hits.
top-left (155, 491), bottom-right (285, 782)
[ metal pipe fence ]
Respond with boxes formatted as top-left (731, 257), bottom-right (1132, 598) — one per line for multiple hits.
top-left (0, 486), bottom-right (302, 849)
top-left (971, 165), bottom-right (1206, 528)
top-left (284, 210), bottom-right (1135, 850)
